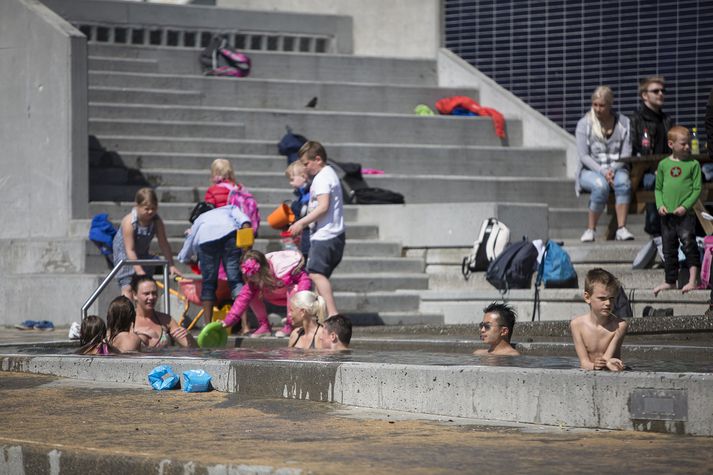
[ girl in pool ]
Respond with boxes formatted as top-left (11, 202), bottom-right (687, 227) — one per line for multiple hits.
top-left (106, 296), bottom-right (142, 353)
top-left (77, 315), bottom-right (111, 355)
top-left (221, 250), bottom-right (312, 338)
top-left (131, 275), bottom-right (196, 349)
top-left (288, 290), bottom-right (327, 350)
top-left (113, 187), bottom-right (182, 299)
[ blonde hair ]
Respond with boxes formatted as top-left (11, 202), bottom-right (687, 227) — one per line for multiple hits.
top-left (667, 125), bottom-right (689, 142)
top-left (588, 86), bottom-right (614, 140)
top-left (290, 290), bottom-right (327, 323)
top-left (285, 161), bottom-right (307, 178)
top-left (134, 187), bottom-right (158, 207)
top-left (210, 158), bottom-right (235, 183)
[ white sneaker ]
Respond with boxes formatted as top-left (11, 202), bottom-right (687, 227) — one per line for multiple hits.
top-left (580, 228), bottom-right (596, 242)
top-left (615, 226), bottom-right (635, 241)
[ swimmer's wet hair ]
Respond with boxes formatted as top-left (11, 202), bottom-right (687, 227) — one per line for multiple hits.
top-left (107, 295), bottom-right (136, 340)
top-left (483, 302), bottom-right (516, 342)
top-left (324, 314), bottom-right (352, 345)
top-left (584, 268), bottom-right (621, 295)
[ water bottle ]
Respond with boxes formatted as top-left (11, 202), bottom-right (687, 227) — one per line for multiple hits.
top-left (641, 127), bottom-right (651, 155)
top-left (691, 127), bottom-right (700, 155)
top-left (280, 231), bottom-right (300, 251)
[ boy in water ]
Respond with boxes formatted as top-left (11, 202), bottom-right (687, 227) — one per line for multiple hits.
top-left (288, 141), bottom-right (345, 317)
top-left (570, 268), bottom-right (628, 371)
top-left (653, 125), bottom-right (702, 296)
top-left (319, 314), bottom-right (352, 351)
top-left (473, 302), bottom-right (520, 356)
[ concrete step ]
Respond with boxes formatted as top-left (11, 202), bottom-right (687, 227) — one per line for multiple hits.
top-left (140, 168), bottom-right (296, 188)
top-left (116, 152), bottom-right (289, 173)
top-left (159, 220), bottom-right (379, 241)
top-left (426, 263), bottom-right (688, 292)
top-left (89, 118), bottom-right (246, 139)
top-left (91, 184), bottom-right (298, 206)
top-left (88, 56), bottom-right (159, 73)
top-left (88, 74), bottom-right (480, 114)
top-left (364, 174), bottom-right (578, 207)
top-left (93, 136), bottom-right (556, 172)
top-left (88, 103), bottom-right (520, 146)
top-left (549, 207), bottom-right (647, 240)
top-left (89, 201), bottom-right (358, 222)
top-left (87, 44), bottom-right (439, 85)
top-left (419, 288), bottom-right (710, 323)
top-left (423, 242), bottom-right (645, 267)
top-left (117, 147), bottom-right (567, 179)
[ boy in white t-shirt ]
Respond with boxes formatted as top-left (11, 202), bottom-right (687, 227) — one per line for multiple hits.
top-left (288, 141), bottom-right (345, 316)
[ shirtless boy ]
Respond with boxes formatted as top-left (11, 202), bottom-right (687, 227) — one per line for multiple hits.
top-left (473, 302), bottom-right (520, 356)
top-left (570, 268), bottom-right (628, 371)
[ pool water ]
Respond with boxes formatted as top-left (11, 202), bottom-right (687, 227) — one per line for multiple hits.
top-left (3, 343), bottom-right (712, 374)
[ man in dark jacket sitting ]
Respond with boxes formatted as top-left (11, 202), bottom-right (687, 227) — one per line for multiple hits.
top-left (630, 75), bottom-right (673, 156)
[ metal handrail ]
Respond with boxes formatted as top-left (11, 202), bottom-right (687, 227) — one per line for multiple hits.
top-left (81, 259), bottom-right (170, 320)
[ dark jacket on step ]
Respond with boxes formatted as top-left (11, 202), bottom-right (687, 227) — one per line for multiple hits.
top-left (629, 105), bottom-right (673, 156)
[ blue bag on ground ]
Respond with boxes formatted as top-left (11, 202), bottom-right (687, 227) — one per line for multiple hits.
top-left (536, 240), bottom-right (578, 289)
top-left (183, 369), bottom-right (212, 392)
top-left (148, 365), bottom-right (180, 391)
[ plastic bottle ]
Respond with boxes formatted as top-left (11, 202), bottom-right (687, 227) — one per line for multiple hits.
top-left (691, 127), bottom-right (700, 155)
top-left (280, 231), bottom-right (299, 251)
top-left (641, 127), bottom-right (651, 155)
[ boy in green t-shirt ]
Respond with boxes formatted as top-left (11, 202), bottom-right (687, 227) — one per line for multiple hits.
top-left (653, 125), bottom-right (702, 296)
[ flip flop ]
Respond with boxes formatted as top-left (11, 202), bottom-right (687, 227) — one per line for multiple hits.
top-left (197, 321), bottom-right (228, 348)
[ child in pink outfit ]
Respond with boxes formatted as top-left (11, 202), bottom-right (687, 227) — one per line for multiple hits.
top-left (222, 249), bottom-right (311, 337)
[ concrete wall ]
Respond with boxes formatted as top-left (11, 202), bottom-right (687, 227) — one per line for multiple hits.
top-left (218, 0), bottom-right (440, 58)
top-left (0, 0), bottom-right (88, 239)
top-left (438, 49), bottom-right (578, 178)
top-left (44, 0), bottom-right (354, 54)
top-left (356, 202), bottom-right (549, 248)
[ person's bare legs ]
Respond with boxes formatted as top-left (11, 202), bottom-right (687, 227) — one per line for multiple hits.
top-left (240, 311), bottom-right (252, 335)
top-left (615, 203), bottom-right (629, 228)
top-left (201, 300), bottom-right (214, 326)
top-left (587, 210), bottom-right (602, 231)
top-left (310, 273), bottom-right (338, 317)
top-left (682, 266), bottom-right (699, 293)
top-left (653, 282), bottom-right (674, 296)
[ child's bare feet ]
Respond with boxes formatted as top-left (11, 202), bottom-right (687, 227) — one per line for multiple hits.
top-left (653, 282), bottom-right (674, 296)
top-left (681, 282), bottom-right (698, 293)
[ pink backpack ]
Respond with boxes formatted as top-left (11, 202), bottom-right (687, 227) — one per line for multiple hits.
top-left (699, 236), bottom-right (713, 289)
top-left (221, 183), bottom-right (260, 234)
top-left (267, 250), bottom-right (305, 279)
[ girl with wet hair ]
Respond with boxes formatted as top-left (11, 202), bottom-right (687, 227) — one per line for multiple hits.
top-left (77, 315), bottom-right (111, 355)
top-left (222, 249), bottom-right (312, 338)
top-left (106, 296), bottom-right (142, 353)
top-left (287, 290), bottom-right (327, 350)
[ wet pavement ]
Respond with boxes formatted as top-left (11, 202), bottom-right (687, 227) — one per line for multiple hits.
top-left (1, 372), bottom-right (713, 474)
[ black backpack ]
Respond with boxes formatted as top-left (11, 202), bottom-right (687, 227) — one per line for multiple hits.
top-left (354, 187), bottom-right (405, 204)
top-left (485, 239), bottom-right (538, 292)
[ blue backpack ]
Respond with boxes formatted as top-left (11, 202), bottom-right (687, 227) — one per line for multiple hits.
top-left (89, 213), bottom-right (117, 269)
top-left (532, 240), bottom-right (578, 321)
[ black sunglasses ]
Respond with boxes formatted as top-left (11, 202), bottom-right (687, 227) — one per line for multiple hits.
top-left (478, 322), bottom-right (499, 330)
top-left (647, 88), bottom-right (666, 94)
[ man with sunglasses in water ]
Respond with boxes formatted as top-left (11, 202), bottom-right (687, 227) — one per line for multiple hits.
top-left (473, 302), bottom-right (520, 356)
top-left (630, 75), bottom-right (673, 157)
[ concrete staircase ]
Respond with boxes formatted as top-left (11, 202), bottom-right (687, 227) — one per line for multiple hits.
top-left (72, 7), bottom-right (707, 327)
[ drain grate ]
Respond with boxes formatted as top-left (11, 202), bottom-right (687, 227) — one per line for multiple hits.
top-left (629, 388), bottom-right (688, 421)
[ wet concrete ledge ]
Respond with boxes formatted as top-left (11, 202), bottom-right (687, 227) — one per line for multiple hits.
top-left (1, 354), bottom-right (711, 436)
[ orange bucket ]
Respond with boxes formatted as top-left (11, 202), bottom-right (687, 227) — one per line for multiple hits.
top-left (267, 203), bottom-right (295, 229)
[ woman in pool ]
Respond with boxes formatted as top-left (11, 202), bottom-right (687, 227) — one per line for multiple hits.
top-left (288, 290), bottom-right (327, 350)
top-left (131, 275), bottom-right (196, 349)
top-left (106, 296), bottom-right (142, 353)
top-left (77, 315), bottom-right (111, 355)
